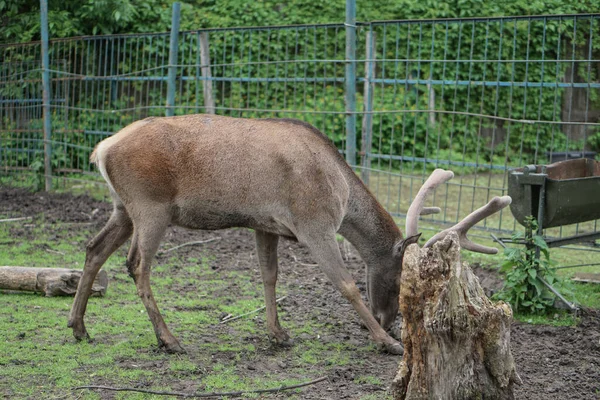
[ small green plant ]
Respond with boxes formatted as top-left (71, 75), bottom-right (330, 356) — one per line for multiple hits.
top-left (495, 217), bottom-right (563, 314)
top-left (29, 152), bottom-right (68, 191)
top-left (29, 157), bottom-right (46, 191)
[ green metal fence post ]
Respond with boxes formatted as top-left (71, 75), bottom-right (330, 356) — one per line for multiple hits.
top-left (361, 28), bottom-right (375, 185)
top-left (344, 0), bottom-right (357, 167)
top-left (40, 0), bottom-right (52, 191)
top-left (166, 2), bottom-right (181, 117)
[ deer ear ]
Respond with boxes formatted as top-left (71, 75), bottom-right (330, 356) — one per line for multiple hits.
top-left (393, 233), bottom-right (422, 261)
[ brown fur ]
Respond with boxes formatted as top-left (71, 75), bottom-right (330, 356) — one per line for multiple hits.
top-left (68, 114), bottom-right (414, 355)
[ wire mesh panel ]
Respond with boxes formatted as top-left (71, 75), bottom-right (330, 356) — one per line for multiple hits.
top-left (363, 15), bottom-right (600, 237)
top-left (1, 42), bottom-right (44, 182)
top-left (175, 25), bottom-right (348, 149)
top-left (47, 33), bottom-right (173, 177)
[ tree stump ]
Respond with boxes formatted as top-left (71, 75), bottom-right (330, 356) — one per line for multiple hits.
top-left (0, 267), bottom-right (108, 297)
top-left (391, 232), bottom-right (520, 400)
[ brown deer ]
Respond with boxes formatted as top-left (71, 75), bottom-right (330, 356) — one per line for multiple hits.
top-left (68, 114), bottom-right (510, 355)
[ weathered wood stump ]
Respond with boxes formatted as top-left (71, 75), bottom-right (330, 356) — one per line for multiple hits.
top-left (391, 232), bottom-right (520, 400)
top-left (0, 267), bottom-right (108, 297)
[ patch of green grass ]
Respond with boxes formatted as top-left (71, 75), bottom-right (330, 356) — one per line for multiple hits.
top-left (570, 283), bottom-right (600, 309)
top-left (169, 359), bottom-right (197, 373)
top-left (291, 338), bottom-right (352, 366)
top-left (513, 311), bottom-right (580, 326)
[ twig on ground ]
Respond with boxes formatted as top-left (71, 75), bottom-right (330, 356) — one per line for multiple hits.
top-left (158, 237), bottom-right (221, 254)
top-left (0, 217), bottom-right (32, 223)
top-left (290, 253), bottom-right (318, 267)
top-left (74, 376), bottom-right (327, 398)
top-left (45, 248), bottom-right (66, 256)
top-left (220, 296), bottom-right (287, 324)
top-left (62, 222), bottom-right (98, 227)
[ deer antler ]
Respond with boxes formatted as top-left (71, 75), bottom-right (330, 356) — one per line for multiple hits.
top-left (424, 196), bottom-right (512, 254)
top-left (405, 169), bottom-right (454, 237)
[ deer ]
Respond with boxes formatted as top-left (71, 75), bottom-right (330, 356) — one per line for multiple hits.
top-left (68, 114), bottom-right (511, 355)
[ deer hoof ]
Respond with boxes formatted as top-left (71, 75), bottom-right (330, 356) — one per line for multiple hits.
top-left (68, 321), bottom-right (90, 342)
top-left (161, 341), bottom-right (186, 354)
top-left (158, 337), bottom-right (186, 354)
top-left (270, 332), bottom-right (293, 347)
top-left (379, 341), bottom-right (404, 355)
top-left (277, 337), bottom-right (294, 347)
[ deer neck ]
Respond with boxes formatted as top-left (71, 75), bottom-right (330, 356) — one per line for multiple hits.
top-left (339, 185), bottom-right (403, 266)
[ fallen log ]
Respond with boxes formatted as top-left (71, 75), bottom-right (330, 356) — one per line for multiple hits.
top-left (391, 232), bottom-right (520, 400)
top-left (0, 267), bottom-right (108, 297)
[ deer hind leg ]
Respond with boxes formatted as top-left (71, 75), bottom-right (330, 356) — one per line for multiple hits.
top-left (127, 206), bottom-right (184, 354)
top-left (299, 231), bottom-right (403, 355)
top-left (69, 202), bottom-right (133, 341)
top-left (255, 230), bottom-right (291, 346)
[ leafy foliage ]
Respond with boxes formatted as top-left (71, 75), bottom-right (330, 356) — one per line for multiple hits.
top-left (2, 0), bottom-right (599, 43)
top-left (1, 0), bottom-right (598, 175)
top-left (494, 217), bottom-right (568, 314)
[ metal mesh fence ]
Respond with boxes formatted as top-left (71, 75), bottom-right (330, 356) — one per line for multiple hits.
top-left (1, 13), bottom-right (599, 238)
top-left (362, 15), bottom-right (600, 238)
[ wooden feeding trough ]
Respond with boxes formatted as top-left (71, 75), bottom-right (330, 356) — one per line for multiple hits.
top-left (508, 158), bottom-right (600, 247)
top-left (505, 158), bottom-right (600, 310)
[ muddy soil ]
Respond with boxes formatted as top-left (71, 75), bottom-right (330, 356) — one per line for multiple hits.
top-left (2, 186), bottom-right (599, 399)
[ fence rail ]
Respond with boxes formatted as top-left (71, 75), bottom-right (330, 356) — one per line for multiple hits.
top-left (1, 10), bottom-right (599, 239)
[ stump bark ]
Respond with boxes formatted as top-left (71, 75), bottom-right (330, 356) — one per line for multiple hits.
top-left (391, 232), bottom-right (520, 400)
top-left (0, 267), bottom-right (108, 297)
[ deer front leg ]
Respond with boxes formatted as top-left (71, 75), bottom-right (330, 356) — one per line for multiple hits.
top-left (300, 233), bottom-right (403, 355)
top-left (255, 230), bottom-right (291, 346)
top-left (68, 206), bottom-right (133, 341)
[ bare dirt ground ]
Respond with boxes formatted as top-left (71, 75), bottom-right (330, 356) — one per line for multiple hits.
top-left (2, 186), bottom-right (599, 399)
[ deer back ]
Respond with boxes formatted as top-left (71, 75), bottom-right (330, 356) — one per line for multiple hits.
top-left (92, 114), bottom-right (356, 238)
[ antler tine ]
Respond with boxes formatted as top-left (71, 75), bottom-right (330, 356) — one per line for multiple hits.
top-left (405, 169), bottom-right (454, 237)
top-left (421, 207), bottom-right (441, 216)
top-left (424, 195), bottom-right (512, 254)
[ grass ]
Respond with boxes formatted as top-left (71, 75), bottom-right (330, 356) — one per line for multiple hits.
top-left (0, 216), bottom-right (378, 399)
top-left (513, 312), bottom-right (580, 326)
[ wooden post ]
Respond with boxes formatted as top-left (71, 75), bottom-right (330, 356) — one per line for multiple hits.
top-left (166, 2), bottom-right (181, 117)
top-left (199, 32), bottom-right (215, 114)
top-left (344, 0), bottom-right (357, 167)
top-left (361, 29), bottom-right (375, 186)
top-left (427, 82), bottom-right (435, 128)
top-left (391, 232), bottom-right (520, 400)
top-left (40, 0), bottom-right (53, 191)
top-left (0, 267), bottom-right (108, 297)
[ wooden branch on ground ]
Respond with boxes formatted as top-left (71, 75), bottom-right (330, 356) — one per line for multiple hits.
top-left (290, 253), bottom-right (318, 267)
top-left (0, 267), bottom-right (108, 297)
top-left (158, 237), bottom-right (221, 254)
top-left (0, 217), bottom-right (32, 223)
top-left (391, 232), bottom-right (520, 400)
top-left (220, 296), bottom-right (287, 324)
top-left (74, 376), bottom-right (327, 398)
